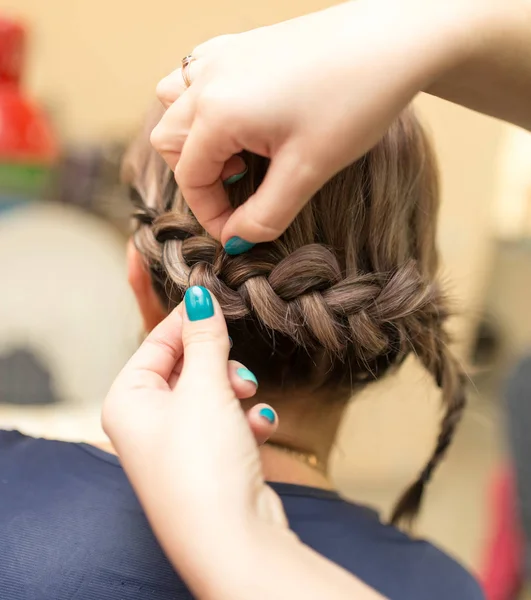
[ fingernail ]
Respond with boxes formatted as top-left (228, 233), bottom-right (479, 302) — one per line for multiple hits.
top-left (224, 236), bottom-right (255, 256)
top-left (259, 407), bottom-right (275, 424)
top-left (237, 367), bottom-right (258, 387)
top-left (184, 286), bottom-right (214, 321)
top-left (229, 336), bottom-right (233, 348)
top-left (223, 166), bottom-right (248, 185)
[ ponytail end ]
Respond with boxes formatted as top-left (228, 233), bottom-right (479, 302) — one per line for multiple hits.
top-left (390, 478), bottom-right (426, 528)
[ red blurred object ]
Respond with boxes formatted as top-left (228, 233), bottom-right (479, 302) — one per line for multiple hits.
top-left (0, 17), bottom-right (24, 84)
top-left (480, 467), bottom-right (524, 600)
top-left (0, 17), bottom-right (57, 165)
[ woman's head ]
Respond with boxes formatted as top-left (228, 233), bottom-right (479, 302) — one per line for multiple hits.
top-left (123, 106), bottom-right (466, 525)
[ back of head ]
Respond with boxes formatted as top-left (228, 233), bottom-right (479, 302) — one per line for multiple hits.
top-left (123, 106), bottom-right (467, 526)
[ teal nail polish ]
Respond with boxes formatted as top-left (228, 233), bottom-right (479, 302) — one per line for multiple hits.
top-left (236, 367), bottom-right (258, 387)
top-left (184, 286), bottom-right (214, 321)
top-left (259, 407), bottom-right (275, 424)
top-left (224, 167), bottom-right (248, 185)
top-left (224, 236), bottom-right (255, 256)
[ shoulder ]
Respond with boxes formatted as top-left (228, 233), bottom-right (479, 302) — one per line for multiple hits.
top-left (348, 510), bottom-right (485, 600)
top-left (400, 536), bottom-right (485, 600)
top-left (0, 429), bottom-right (78, 464)
top-left (0, 429), bottom-right (61, 464)
top-left (0, 429), bottom-right (32, 448)
top-left (283, 494), bottom-right (484, 600)
top-left (0, 429), bottom-right (60, 449)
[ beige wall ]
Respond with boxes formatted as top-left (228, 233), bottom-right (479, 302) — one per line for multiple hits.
top-left (494, 126), bottom-right (531, 238)
top-left (416, 94), bottom-right (505, 346)
top-left (4, 0), bottom-right (510, 485)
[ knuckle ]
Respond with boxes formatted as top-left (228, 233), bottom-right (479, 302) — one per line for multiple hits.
top-left (101, 397), bottom-right (143, 445)
top-left (285, 147), bottom-right (323, 187)
top-left (193, 34), bottom-right (232, 57)
top-left (101, 407), bottom-right (114, 438)
top-left (149, 125), bottom-right (165, 151)
top-left (184, 327), bottom-right (229, 351)
top-left (101, 392), bottom-right (123, 438)
top-left (196, 87), bottom-right (235, 123)
top-left (150, 129), bottom-right (181, 171)
top-left (239, 204), bottom-right (285, 242)
top-left (145, 334), bottom-right (180, 362)
top-left (155, 78), bottom-right (173, 101)
top-left (173, 160), bottom-right (188, 186)
top-left (191, 41), bottom-right (209, 56)
top-left (124, 370), bottom-right (156, 391)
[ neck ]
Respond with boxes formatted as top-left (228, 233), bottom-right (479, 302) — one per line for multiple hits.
top-left (242, 392), bottom-right (345, 489)
top-left (259, 445), bottom-right (333, 489)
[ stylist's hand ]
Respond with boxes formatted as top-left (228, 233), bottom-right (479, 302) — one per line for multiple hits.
top-left (151, 0), bottom-right (471, 250)
top-left (103, 286), bottom-right (288, 594)
top-left (103, 285), bottom-right (286, 526)
top-left (103, 286), bottom-right (386, 600)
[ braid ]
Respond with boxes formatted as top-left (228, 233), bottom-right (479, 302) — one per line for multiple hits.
top-left (135, 204), bottom-right (449, 367)
top-left (390, 323), bottom-right (467, 526)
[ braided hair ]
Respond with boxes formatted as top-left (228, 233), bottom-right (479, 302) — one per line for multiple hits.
top-left (123, 105), bottom-right (468, 526)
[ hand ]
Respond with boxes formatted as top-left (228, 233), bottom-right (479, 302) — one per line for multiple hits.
top-left (102, 286), bottom-right (288, 593)
top-left (151, 0), bottom-right (472, 250)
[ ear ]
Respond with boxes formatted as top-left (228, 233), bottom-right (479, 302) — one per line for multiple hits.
top-left (127, 239), bottom-right (167, 332)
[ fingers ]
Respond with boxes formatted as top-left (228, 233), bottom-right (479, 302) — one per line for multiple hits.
top-left (155, 35), bottom-right (234, 107)
top-left (120, 307), bottom-right (184, 387)
top-left (221, 144), bottom-right (320, 246)
top-left (179, 286), bottom-right (231, 388)
top-left (170, 359), bottom-right (259, 398)
top-left (152, 108), bottom-right (240, 240)
top-left (174, 119), bottom-right (240, 240)
top-left (246, 403), bottom-right (278, 446)
top-left (228, 361), bottom-right (259, 400)
top-left (150, 94), bottom-right (196, 171)
top-left (220, 155), bottom-right (247, 184)
top-left (151, 100), bottom-right (246, 194)
top-left (156, 67), bottom-right (190, 108)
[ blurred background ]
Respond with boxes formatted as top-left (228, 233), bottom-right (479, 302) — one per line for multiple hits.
top-left (1, 0), bottom-right (530, 596)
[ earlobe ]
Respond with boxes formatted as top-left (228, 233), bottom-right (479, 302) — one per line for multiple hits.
top-left (127, 239), bottom-right (168, 332)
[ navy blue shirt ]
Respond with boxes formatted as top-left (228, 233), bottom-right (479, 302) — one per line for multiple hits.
top-left (0, 430), bottom-right (484, 599)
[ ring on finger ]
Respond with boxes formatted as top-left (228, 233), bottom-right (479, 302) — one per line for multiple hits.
top-left (181, 54), bottom-right (196, 88)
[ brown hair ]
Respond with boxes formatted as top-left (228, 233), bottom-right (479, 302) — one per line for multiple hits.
top-left (123, 106), bottom-right (467, 526)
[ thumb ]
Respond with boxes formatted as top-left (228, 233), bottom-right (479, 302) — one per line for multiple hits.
top-left (179, 286), bottom-right (231, 391)
top-left (221, 145), bottom-right (322, 251)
